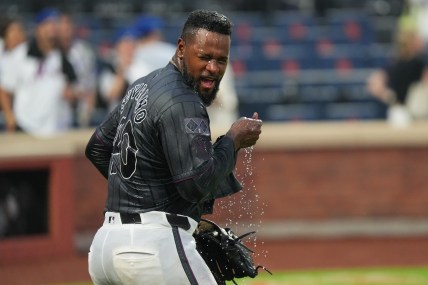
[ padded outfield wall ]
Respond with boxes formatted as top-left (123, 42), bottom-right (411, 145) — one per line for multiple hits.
top-left (1, 121), bottom-right (428, 269)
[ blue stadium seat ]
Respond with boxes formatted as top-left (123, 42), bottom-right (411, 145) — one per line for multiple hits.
top-left (228, 12), bottom-right (266, 27)
top-left (245, 58), bottom-right (282, 71)
top-left (281, 44), bottom-right (316, 59)
top-left (270, 11), bottom-right (316, 27)
top-left (367, 43), bottom-right (394, 68)
top-left (265, 103), bottom-right (325, 121)
top-left (327, 11), bottom-right (374, 44)
top-left (236, 87), bottom-right (285, 104)
top-left (324, 101), bottom-right (386, 120)
top-left (339, 84), bottom-right (374, 102)
top-left (317, 57), bottom-right (369, 69)
top-left (298, 85), bottom-right (341, 103)
top-left (238, 103), bottom-right (271, 119)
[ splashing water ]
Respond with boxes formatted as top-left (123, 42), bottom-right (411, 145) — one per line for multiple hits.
top-left (215, 146), bottom-right (268, 262)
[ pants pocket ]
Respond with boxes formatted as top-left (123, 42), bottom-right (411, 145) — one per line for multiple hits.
top-left (113, 248), bottom-right (163, 285)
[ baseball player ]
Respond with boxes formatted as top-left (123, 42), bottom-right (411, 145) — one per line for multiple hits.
top-left (85, 10), bottom-right (262, 285)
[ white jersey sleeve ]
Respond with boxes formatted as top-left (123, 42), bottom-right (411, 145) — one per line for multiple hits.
top-left (0, 43), bottom-right (26, 94)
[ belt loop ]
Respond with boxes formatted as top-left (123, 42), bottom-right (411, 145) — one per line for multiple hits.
top-left (166, 213), bottom-right (191, 231)
top-left (120, 213), bottom-right (142, 224)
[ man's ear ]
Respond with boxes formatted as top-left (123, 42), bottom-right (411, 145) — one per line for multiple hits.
top-left (177, 38), bottom-right (185, 59)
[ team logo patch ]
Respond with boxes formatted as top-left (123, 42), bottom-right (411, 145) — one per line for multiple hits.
top-left (184, 118), bottom-right (210, 135)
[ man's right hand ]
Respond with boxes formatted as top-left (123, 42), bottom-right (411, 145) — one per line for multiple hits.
top-left (226, 112), bottom-right (262, 151)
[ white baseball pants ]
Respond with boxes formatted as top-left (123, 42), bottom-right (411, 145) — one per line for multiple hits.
top-left (88, 211), bottom-right (217, 285)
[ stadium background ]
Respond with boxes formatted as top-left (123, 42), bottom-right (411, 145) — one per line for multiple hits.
top-left (0, 0), bottom-right (409, 125)
top-left (1, 1), bottom-right (428, 284)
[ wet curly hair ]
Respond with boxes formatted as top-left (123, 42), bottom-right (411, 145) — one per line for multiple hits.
top-left (180, 10), bottom-right (232, 41)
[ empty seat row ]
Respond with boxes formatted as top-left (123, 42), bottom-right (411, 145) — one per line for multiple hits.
top-left (239, 101), bottom-right (387, 122)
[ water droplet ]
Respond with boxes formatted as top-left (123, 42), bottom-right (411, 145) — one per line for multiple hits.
top-left (213, 145), bottom-right (269, 264)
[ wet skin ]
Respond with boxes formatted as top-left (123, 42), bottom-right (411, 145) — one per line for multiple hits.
top-left (176, 29), bottom-right (231, 106)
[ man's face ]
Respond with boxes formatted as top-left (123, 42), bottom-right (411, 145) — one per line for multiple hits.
top-left (5, 22), bottom-right (26, 50)
top-left (178, 29), bottom-right (230, 106)
top-left (116, 38), bottom-right (136, 67)
top-left (58, 15), bottom-right (74, 45)
top-left (37, 19), bottom-right (58, 47)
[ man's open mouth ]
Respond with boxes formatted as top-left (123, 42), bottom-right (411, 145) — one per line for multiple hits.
top-left (200, 78), bottom-right (216, 89)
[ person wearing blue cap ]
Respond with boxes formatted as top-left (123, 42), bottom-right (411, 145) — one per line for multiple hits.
top-left (127, 14), bottom-right (176, 83)
top-left (0, 7), bottom-right (77, 136)
top-left (57, 11), bottom-right (97, 127)
top-left (35, 8), bottom-right (59, 25)
top-left (98, 26), bottom-right (150, 112)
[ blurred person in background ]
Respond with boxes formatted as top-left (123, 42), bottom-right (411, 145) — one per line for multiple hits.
top-left (401, 0), bottom-right (428, 45)
top-left (127, 15), bottom-right (176, 83)
top-left (0, 18), bottom-right (26, 56)
top-left (396, 0), bottom-right (428, 120)
top-left (98, 26), bottom-right (149, 112)
top-left (366, 28), bottom-right (428, 123)
top-left (58, 11), bottom-right (97, 127)
top-left (0, 8), bottom-right (77, 136)
top-left (0, 17), bottom-right (27, 132)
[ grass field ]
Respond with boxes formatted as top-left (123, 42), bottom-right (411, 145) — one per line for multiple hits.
top-left (227, 267), bottom-right (428, 285)
top-left (54, 267), bottom-right (428, 285)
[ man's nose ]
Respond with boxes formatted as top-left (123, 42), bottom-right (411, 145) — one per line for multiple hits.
top-left (206, 59), bottom-right (219, 73)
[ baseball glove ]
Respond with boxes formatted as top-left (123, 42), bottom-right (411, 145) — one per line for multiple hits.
top-left (194, 218), bottom-right (271, 285)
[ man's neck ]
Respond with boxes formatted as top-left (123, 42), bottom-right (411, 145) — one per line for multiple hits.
top-left (170, 54), bottom-right (182, 72)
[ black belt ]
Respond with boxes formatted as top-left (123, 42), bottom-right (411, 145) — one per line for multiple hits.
top-left (120, 212), bottom-right (191, 231)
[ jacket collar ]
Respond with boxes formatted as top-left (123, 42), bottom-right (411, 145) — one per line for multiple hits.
top-left (27, 38), bottom-right (44, 59)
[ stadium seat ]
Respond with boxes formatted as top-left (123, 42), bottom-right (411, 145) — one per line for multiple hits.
top-left (324, 101), bottom-right (386, 120)
top-left (298, 85), bottom-right (341, 103)
top-left (265, 103), bottom-right (325, 121)
top-left (270, 11), bottom-right (316, 27)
